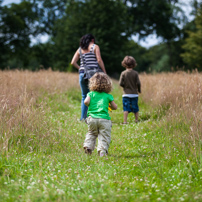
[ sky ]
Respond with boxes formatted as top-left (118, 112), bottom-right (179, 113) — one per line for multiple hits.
top-left (2, 0), bottom-right (195, 48)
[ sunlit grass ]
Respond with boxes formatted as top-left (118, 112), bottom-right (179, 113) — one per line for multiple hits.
top-left (0, 70), bottom-right (202, 201)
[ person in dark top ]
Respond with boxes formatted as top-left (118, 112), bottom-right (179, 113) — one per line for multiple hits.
top-left (119, 56), bottom-right (141, 124)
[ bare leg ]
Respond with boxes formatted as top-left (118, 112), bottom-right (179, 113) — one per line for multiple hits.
top-left (124, 111), bottom-right (128, 123)
top-left (134, 112), bottom-right (139, 123)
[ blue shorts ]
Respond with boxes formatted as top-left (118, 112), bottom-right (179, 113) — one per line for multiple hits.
top-left (122, 97), bottom-right (139, 113)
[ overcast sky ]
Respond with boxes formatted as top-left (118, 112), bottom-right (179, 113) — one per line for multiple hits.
top-left (2, 0), bottom-right (195, 48)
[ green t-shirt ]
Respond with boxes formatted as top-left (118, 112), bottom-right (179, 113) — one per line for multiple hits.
top-left (87, 91), bottom-right (114, 120)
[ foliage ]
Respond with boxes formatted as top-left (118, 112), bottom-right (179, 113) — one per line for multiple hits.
top-left (0, 0), bottom-right (201, 73)
top-left (123, 40), bottom-right (149, 72)
top-left (181, 10), bottom-right (202, 70)
top-left (26, 0), bottom-right (70, 34)
top-left (143, 42), bottom-right (184, 72)
top-left (125, 0), bottom-right (184, 40)
top-left (29, 43), bottom-right (56, 70)
top-left (51, 0), bottom-right (129, 73)
top-left (0, 1), bottom-right (41, 68)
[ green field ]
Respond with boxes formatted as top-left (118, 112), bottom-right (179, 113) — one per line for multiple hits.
top-left (0, 71), bottom-right (202, 202)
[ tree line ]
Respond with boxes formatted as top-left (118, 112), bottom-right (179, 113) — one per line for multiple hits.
top-left (0, 0), bottom-right (202, 75)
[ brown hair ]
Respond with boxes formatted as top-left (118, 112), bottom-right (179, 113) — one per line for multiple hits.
top-left (121, 56), bottom-right (137, 69)
top-left (89, 72), bottom-right (112, 93)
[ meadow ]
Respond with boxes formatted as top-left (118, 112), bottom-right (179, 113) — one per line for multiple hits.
top-left (0, 70), bottom-right (202, 202)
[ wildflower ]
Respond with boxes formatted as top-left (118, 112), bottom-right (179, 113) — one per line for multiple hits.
top-left (44, 180), bottom-right (49, 184)
top-left (89, 195), bottom-right (93, 199)
top-left (57, 189), bottom-right (65, 194)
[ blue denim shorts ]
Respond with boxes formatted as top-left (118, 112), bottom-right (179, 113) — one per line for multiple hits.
top-left (122, 97), bottom-right (139, 113)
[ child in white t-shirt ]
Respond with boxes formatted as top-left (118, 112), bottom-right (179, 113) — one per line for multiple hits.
top-left (119, 56), bottom-right (141, 124)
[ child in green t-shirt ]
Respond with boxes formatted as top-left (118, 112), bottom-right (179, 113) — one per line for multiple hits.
top-left (83, 72), bottom-right (117, 156)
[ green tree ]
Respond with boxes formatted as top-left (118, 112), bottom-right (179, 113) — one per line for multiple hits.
top-left (26, 0), bottom-right (70, 34)
top-left (23, 0), bottom-right (187, 73)
top-left (124, 0), bottom-right (184, 41)
top-left (0, 0), bottom-right (190, 72)
top-left (51, 0), bottom-right (129, 73)
top-left (181, 10), bottom-right (202, 70)
top-left (123, 40), bottom-right (149, 72)
top-left (0, 1), bottom-right (40, 68)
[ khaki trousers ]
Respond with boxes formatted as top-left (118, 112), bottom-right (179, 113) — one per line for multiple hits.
top-left (83, 116), bottom-right (112, 154)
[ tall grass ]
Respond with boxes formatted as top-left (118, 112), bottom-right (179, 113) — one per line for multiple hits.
top-left (1, 69), bottom-right (201, 159)
top-left (0, 70), bottom-right (202, 201)
top-left (140, 71), bottom-right (202, 160)
top-left (0, 70), bottom-right (79, 154)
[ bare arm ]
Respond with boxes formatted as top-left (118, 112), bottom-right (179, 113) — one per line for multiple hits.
top-left (110, 101), bottom-right (117, 110)
top-left (84, 96), bottom-right (91, 106)
top-left (71, 49), bottom-right (80, 70)
top-left (94, 45), bottom-right (106, 74)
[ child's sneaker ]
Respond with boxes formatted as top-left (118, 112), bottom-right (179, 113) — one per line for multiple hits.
top-left (99, 151), bottom-right (106, 157)
top-left (84, 147), bottom-right (92, 155)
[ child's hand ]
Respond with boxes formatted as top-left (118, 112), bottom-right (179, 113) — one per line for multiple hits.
top-left (110, 101), bottom-right (117, 110)
top-left (108, 103), bottom-right (112, 112)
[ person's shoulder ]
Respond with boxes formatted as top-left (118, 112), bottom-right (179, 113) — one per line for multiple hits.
top-left (103, 92), bottom-right (113, 99)
top-left (88, 91), bottom-right (93, 96)
top-left (102, 92), bottom-right (112, 96)
top-left (131, 69), bottom-right (139, 75)
top-left (94, 44), bottom-right (99, 49)
top-left (121, 69), bottom-right (127, 74)
top-left (108, 93), bottom-right (114, 100)
top-left (77, 47), bottom-right (81, 54)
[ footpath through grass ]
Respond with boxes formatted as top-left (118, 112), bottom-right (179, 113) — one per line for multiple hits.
top-left (0, 81), bottom-right (202, 202)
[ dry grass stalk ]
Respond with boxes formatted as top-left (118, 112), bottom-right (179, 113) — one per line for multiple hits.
top-left (140, 71), bottom-right (202, 157)
top-left (0, 70), bottom-right (80, 152)
top-left (1, 70), bottom-right (202, 156)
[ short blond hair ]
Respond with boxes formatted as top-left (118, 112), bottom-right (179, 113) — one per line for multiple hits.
top-left (89, 72), bottom-right (112, 93)
top-left (122, 56), bottom-right (137, 69)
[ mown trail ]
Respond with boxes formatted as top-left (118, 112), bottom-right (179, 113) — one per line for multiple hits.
top-left (0, 71), bottom-right (201, 202)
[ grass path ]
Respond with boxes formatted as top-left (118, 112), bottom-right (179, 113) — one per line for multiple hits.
top-left (0, 82), bottom-right (201, 202)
